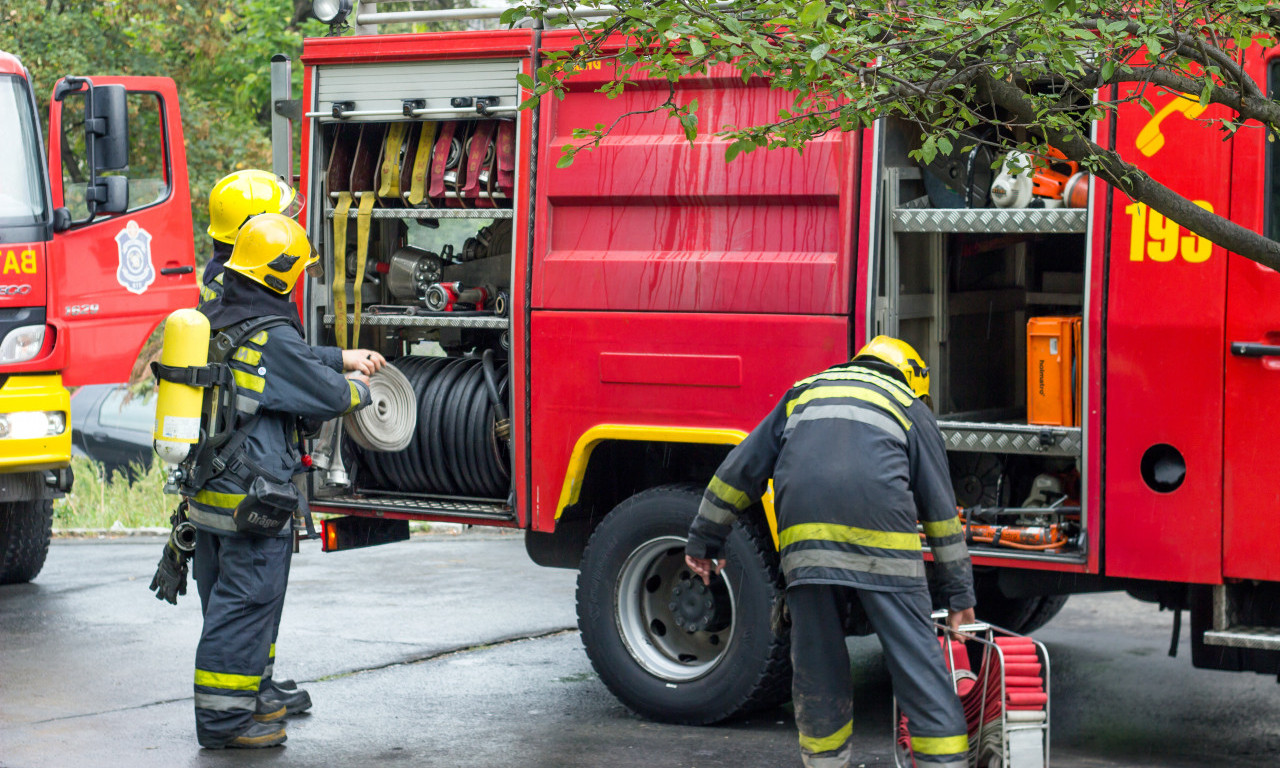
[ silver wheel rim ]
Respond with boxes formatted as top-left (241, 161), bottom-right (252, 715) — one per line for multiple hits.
top-left (614, 535), bottom-right (736, 682)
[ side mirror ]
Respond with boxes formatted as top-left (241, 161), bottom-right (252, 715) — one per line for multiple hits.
top-left (90, 84), bottom-right (129, 173)
top-left (53, 78), bottom-right (130, 226)
top-left (52, 207), bottom-right (72, 233)
top-left (90, 175), bottom-right (129, 215)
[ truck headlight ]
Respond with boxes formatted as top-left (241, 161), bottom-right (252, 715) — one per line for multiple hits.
top-left (0, 411), bottom-right (66, 439)
top-left (313, 0), bottom-right (352, 25)
top-left (0, 324), bottom-right (46, 364)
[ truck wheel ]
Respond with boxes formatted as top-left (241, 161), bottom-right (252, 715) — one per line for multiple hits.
top-left (0, 499), bottom-right (54, 585)
top-left (576, 483), bottom-right (791, 725)
top-left (973, 572), bottom-right (1069, 634)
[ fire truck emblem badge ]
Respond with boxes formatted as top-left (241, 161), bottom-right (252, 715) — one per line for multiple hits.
top-left (114, 220), bottom-right (156, 295)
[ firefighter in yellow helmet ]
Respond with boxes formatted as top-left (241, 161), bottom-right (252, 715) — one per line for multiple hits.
top-left (200, 169), bottom-right (304, 308)
top-left (684, 336), bottom-right (975, 768)
top-left (185, 213), bottom-right (383, 749)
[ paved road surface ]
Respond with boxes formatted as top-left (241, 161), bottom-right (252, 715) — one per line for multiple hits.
top-left (1, 533), bottom-right (1277, 767)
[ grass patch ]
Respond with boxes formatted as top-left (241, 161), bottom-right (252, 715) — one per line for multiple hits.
top-left (53, 456), bottom-right (174, 530)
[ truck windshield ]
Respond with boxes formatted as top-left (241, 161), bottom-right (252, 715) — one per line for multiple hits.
top-left (0, 74), bottom-right (48, 228)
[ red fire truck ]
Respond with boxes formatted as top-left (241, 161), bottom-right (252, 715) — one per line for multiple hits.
top-left (0, 52), bottom-right (196, 583)
top-left (284, 10), bottom-right (1280, 723)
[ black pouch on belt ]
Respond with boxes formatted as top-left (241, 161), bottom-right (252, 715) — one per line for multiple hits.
top-left (232, 475), bottom-right (299, 537)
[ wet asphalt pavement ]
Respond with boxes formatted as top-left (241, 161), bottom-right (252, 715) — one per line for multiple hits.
top-left (1, 531), bottom-right (1278, 768)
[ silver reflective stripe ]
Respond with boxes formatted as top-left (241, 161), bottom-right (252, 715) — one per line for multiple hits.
top-left (782, 549), bottom-right (926, 579)
top-left (785, 403), bottom-right (907, 445)
top-left (929, 541), bottom-right (969, 563)
top-left (697, 497), bottom-right (738, 526)
top-left (263, 661), bottom-right (274, 677)
top-left (801, 742), bottom-right (852, 768)
top-left (912, 759), bottom-right (966, 768)
top-left (236, 394), bottom-right (260, 415)
top-left (187, 505), bottom-right (239, 532)
top-left (194, 692), bottom-right (256, 712)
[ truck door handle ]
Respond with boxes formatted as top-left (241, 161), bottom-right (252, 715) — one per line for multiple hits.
top-left (161, 266), bottom-right (194, 275)
top-left (1230, 342), bottom-right (1280, 357)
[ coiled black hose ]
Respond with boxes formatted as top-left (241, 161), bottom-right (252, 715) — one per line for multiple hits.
top-left (351, 354), bottom-right (510, 498)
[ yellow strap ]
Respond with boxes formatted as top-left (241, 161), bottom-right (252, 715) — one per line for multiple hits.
top-left (332, 191), bottom-right (353, 349)
top-left (195, 669), bottom-right (260, 692)
top-left (779, 522), bottom-right (923, 552)
top-left (192, 489), bottom-right (246, 509)
top-left (378, 123), bottom-right (406, 198)
top-left (408, 122), bottom-right (437, 206)
top-left (353, 192), bottom-right (375, 345)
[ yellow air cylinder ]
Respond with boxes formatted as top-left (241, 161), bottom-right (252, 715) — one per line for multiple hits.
top-left (153, 308), bottom-right (210, 465)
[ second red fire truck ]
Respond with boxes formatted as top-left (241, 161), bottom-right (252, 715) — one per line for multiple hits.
top-left (276, 9), bottom-right (1280, 724)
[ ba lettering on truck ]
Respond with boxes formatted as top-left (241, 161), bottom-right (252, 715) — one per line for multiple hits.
top-left (0, 51), bottom-right (195, 584)
top-left (272, 9), bottom-right (1280, 724)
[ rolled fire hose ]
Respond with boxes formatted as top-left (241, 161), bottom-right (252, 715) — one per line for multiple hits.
top-left (344, 363), bottom-right (417, 452)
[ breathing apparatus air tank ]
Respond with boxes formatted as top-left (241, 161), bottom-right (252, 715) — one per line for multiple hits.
top-left (153, 308), bottom-right (210, 465)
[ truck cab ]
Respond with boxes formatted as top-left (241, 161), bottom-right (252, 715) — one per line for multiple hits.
top-left (0, 52), bottom-right (196, 584)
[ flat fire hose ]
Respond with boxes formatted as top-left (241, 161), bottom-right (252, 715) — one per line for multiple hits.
top-left (896, 626), bottom-right (1049, 768)
top-left (344, 363), bottom-right (417, 452)
top-left (407, 122), bottom-right (437, 206)
top-left (377, 122), bottom-right (407, 199)
top-left (353, 193), bottom-right (375, 345)
top-left (331, 191), bottom-right (353, 348)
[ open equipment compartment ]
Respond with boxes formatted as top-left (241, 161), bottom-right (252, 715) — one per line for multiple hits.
top-left (872, 117), bottom-right (1089, 562)
top-left (303, 57), bottom-right (522, 520)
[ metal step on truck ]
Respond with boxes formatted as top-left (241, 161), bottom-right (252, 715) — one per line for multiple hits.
top-left (278, 3), bottom-right (1280, 724)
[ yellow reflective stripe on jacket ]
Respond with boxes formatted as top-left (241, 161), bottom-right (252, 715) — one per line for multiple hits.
top-left (799, 720), bottom-right (852, 754)
top-left (707, 475), bottom-right (751, 511)
top-left (785, 386), bottom-right (911, 431)
top-left (780, 522), bottom-right (923, 552)
top-left (195, 670), bottom-right (261, 692)
top-left (346, 380), bottom-right (361, 413)
top-left (193, 490), bottom-right (246, 509)
top-left (233, 369), bottom-right (266, 393)
top-left (249, 330), bottom-right (269, 345)
top-left (794, 370), bottom-right (916, 406)
top-left (922, 516), bottom-right (963, 539)
top-left (232, 347), bottom-right (262, 365)
top-left (910, 734), bottom-right (969, 755)
top-left (199, 284), bottom-right (217, 303)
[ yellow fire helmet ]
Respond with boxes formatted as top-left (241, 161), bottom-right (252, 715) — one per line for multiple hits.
top-left (225, 213), bottom-right (319, 294)
top-left (853, 335), bottom-right (931, 401)
top-left (207, 169), bottom-right (304, 244)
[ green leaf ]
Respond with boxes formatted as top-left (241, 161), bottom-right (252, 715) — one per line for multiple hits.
top-left (518, 96), bottom-right (540, 111)
top-left (810, 43), bottom-right (830, 62)
top-left (1100, 60), bottom-right (1116, 82)
top-left (798, 0), bottom-right (827, 27)
top-left (516, 73), bottom-right (536, 89)
top-left (556, 152), bottom-right (575, 169)
top-left (688, 37), bottom-right (706, 57)
top-left (1041, 0), bottom-right (1062, 11)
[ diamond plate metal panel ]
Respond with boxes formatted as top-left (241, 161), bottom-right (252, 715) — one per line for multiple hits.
top-left (892, 208), bottom-right (1087, 234)
top-left (314, 493), bottom-right (515, 522)
top-left (325, 313), bottom-right (509, 330)
top-left (1203, 627), bottom-right (1280, 651)
top-left (938, 421), bottom-right (1082, 457)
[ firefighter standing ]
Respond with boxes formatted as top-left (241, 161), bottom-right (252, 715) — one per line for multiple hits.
top-left (184, 213), bottom-right (380, 749)
top-left (685, 337), bottom-right (975, 768)
top-left (198, 169), bottom-right (331, 723)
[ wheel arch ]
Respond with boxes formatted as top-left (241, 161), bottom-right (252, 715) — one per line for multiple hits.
top-left (525, 425), bottom-right (779, 570)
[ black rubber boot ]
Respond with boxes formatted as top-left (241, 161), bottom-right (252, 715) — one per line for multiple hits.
top-left (254, 696), bottom-right (287, 724)
top-left (204, 721), bottom-right (286, 749)
top-left (260, 678), bottom-right (313, 716)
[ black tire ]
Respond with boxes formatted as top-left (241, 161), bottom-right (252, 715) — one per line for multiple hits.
top-left (576, 483), bottom-right (791, 725)
top-left (973, 572), bottom-right (1069, 634)
top-left (0, 499), bottom-right (54, 585)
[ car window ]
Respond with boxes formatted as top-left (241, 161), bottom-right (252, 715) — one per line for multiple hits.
top-left (97, 388), bottom-right (155, 432)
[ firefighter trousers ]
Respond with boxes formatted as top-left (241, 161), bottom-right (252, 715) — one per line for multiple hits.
top-left (788, 584), bottom-right (968, 768)
top-left (192, 529), bottom-right (292, 747)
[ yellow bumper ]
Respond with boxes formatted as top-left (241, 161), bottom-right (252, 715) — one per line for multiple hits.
top-left (0, 374), bottom-right (71, 473)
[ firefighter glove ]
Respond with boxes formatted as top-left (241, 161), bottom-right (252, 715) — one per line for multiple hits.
top-left (149, 540), bottom-right (189, 605)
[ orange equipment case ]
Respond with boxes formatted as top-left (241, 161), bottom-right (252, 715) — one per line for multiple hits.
top-left (1026, 316), bottom-right (1082, 427)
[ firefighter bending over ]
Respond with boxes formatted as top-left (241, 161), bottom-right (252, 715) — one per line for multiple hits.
top-left (685, 336), bottom-right (975, 768)
top-left (185, 214), bottom-right (378, 749)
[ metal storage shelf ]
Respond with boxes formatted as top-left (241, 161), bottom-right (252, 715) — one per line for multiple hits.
top-left (892, 208), bottom-right (1087, 234)
top-left (312, 492), bottom-right (514, 522)
top-left (324, 312), bottom-right (509, 330)
top-left (938, 420), bottom-right (1082, 457)
top-left (324, 207), bottom-right (513, 220)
